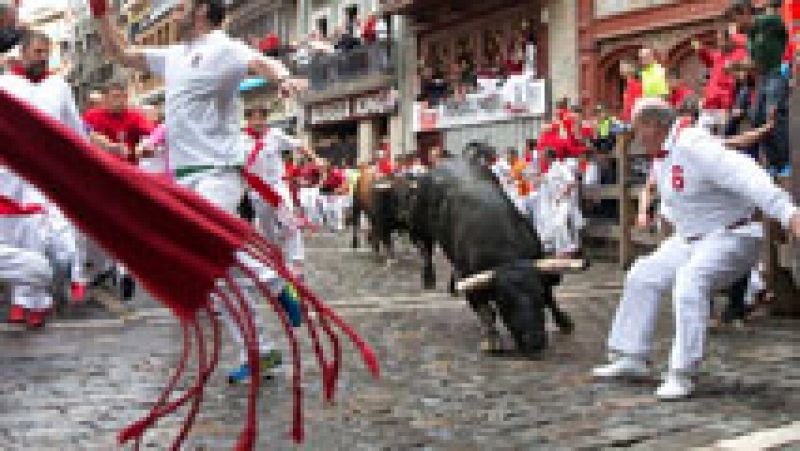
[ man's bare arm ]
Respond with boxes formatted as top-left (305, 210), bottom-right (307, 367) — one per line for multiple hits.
top-left (723, 122), bottom-right (774, 149)
top-left (93, 5), bottom-right (149, 72)
top-left (248, 55), bottom-right (308, 97)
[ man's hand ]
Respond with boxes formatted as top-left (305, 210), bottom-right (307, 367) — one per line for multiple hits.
top-left (279, 77), bottom-right (308, 98)
top-left (691, 39), bottom-right (701, 51)
top-left (636, 211), bottom-right (652, 229)
top-left (89, 0), bottom-right (108, 17)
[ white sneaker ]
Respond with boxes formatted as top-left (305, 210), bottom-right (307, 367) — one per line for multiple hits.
top-left (592, 356), bottom-right (651, 379)
top-left (655, 373), bottom-right (694, 400)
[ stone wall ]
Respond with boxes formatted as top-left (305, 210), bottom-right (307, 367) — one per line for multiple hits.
top-left (548, 0), bottom-right (579, 107)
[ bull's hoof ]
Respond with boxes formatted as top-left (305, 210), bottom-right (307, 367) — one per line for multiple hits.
top-left (423, 277), bottom-right (436, 290)
top-left (556, 315), bottom-right (575, 335)
top-left (479, 334), bottom-right (502, 353)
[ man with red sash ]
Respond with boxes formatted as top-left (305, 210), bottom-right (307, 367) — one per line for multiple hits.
top-left (0, 30), bottom-right (87, 327)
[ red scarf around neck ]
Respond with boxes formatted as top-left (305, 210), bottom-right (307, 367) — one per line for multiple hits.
top-left (11, 65), bottom-right (50, 83)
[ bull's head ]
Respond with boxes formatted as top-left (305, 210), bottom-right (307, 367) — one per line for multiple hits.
top-left (492, 261), bottom-right (548, 354)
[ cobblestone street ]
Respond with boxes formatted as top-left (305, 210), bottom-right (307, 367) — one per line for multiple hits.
top-left (1, 232), bottom-right (799, 449)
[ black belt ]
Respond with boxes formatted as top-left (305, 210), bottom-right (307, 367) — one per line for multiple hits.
top-left (685, 217), bottom-right (755, 243)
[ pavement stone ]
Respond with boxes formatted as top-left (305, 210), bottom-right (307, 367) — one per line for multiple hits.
top-left (0, 231), bottom-right (798, 449)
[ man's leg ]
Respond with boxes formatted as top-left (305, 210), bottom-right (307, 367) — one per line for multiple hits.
top-left (659, 232), bottom-right (761, 399)
top-left (189, 172), bottom-right (285, 380)
top-left (605, 236), bottom-right (688, 360)
top-left (722, 275), bottom-right (749, 324)
top-left (0, 244), bottom-right (53, 287)
top-left (9, 217), bottom-right (55, 327)
top-left (1, 243), bottom-right (53, 325)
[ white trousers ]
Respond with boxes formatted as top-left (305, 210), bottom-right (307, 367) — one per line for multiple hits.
top-left (320, 194), bottom-right (347, 231)
top-left (0, 243), bottom-right (53, 310)
top-left (181, 170), bottom-right (283, 362)
top-left (607, 229), bottom-right (761, 372)
top-left (299, 187), bottom-right (322, 225)
top-left (0, 216), bottom-right (54, 310)
top-left (252, 184), bottom-right (305, 275)
top-left (535, 195), bottom-right (583, 255)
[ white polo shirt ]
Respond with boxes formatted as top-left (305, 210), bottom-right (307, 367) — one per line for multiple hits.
top-left (143, 30), bottom-right (261, 170)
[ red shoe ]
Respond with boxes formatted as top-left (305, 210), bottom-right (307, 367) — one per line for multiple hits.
top-left (7, 304), bottom-right (25, 324)
top-left (70, 282), bottom-right (87, 304)
top-left (26, 310), bottom-right (46, 329)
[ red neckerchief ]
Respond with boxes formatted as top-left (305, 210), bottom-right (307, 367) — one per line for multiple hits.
top-left (10, 65), bottom-right (51, 83)
top-left (0, 193), bottom-right (44, 216)
top-left (244, 126), bottom-right (261, 140)
top-left (652, 116), bottom-right (693, 160)
top-left (242, 127), bottom-right (283, 207)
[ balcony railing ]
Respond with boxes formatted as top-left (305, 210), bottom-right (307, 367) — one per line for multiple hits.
top-left (301, 41), bottom-right (394, 93)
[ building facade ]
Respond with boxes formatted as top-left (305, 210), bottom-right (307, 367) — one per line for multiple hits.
top-left (577, 0), bottom-right (794, 113)
top-left (295, 0), bottom-right (404, 166)
top-left (383, 0), bottom-right (578, 159)
top-left (128, 0), bottom-right (181, 105)
top-left (67, 0), bottom-right (129, 105)
top-left (226, 0), bottom-right (299, 130)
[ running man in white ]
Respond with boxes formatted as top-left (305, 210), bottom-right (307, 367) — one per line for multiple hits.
top-left (242, 109), bottom-right (312, 278)
top-left (0, 30), bottom-right (88, 327)
top-left (592, 99), bottom-right (800, 399)
top-left (92, 0), bottom-right (307, 381)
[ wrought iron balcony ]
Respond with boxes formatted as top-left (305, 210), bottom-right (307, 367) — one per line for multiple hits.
top-left (300, 41), bottom-right (395, 95)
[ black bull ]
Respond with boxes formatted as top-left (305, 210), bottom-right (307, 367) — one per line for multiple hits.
top-left (410, 150), bottom-right (574, 354)
top-left (351, 173), bottom-right (421, 256)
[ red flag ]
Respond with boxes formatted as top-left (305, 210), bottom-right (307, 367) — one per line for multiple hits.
top-left (0, 90), bottom-right (378, 449)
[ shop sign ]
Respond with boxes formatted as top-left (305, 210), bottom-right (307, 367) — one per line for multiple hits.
top-left (309, 99), bottom-right (351, 125)
top-left (352, 90), bottom-right (398, 117)
top-left (413, 77), bottom-right (547, 132)
top-left (309, 90), bottom-right (398, 125)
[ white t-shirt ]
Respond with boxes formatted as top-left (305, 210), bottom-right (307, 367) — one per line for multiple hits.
top-left (143, 30), bottom-right (260, 170)
top-left (657, 124), bottom-right (796, 238)
top-left (0, 73), bottom-right (85, 207)
top-left (0, 73), bottom-right (85, 137)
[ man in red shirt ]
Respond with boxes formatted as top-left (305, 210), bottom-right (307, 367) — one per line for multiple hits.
top-left (376, 139), bottom-right (393, 176)
top-left (83, 82), bottom-right (154, 164)
top-left (693, 31), bottom-right (748, 132)
top-left (620, 60), bottom-right (642, 124)
top-left (536, 120), bottom-right (567, 162)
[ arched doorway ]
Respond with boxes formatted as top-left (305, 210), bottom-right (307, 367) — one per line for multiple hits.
top-left (597, 44), bottom-right (641, 115)
top-left (667, 30), bottom-right (718, 98)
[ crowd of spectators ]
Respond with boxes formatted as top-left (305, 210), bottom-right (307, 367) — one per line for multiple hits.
top-left (417, 21), bottom-right (538, 106)
top-left (246, 12), bottom-right (392, 85)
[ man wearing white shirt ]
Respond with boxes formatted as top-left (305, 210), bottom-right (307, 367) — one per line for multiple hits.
top-left (92, 0), bottom-right (307, 382)
top-left (0, 31), bottom-right (87, 327)
top-left (593, 99), bottom-right (800, 399)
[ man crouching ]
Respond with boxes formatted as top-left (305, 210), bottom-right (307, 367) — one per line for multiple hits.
top-left (592, 98), bottom-right (800, 399)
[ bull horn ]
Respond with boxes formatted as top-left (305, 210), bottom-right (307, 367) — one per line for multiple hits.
top-left (454, 258), bottom-right (588, 294)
